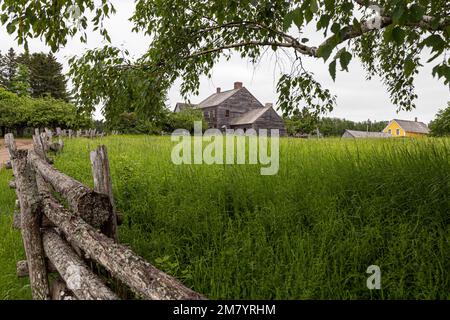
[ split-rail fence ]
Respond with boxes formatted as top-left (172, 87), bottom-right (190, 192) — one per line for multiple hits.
top-left (3, 129), bottom-right (205, 300)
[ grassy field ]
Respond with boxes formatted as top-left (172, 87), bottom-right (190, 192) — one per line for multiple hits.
top-left (0, 169), bottom-right (31, 299)
top-left (1, 135), bottom-right (450, 299)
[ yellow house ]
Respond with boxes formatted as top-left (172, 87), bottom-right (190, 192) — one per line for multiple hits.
top-left (383, 118), bottom-right (430, 137)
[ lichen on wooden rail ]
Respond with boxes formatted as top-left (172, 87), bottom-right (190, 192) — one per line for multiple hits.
top-left (5, 134), bottom-right (51, 300)
top-left (42, 229), bottom-right (119, 300)
top-left (28, 151), bottom-right (112, 228)
top-left (37, 176), bottom-right (205, 300)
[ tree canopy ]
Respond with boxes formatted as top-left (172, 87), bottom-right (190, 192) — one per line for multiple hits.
top-left (429, 102), bottom-right (450, 136)
top-left (0, 48), bottom-right (69, 100)
top-left (0, 87), bottom-right (92, 137)
top-left (1, 1), bottom-right (448, 117)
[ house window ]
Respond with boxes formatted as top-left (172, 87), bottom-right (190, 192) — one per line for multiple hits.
top-left (396, 128), bottom-right (400, 136)
top-left (225, 110), bottom-right (230, 117)
top-left (204, 111), bottom-right (208, 118)
top-left (212, 110), bottom-right (216, 118)
top-left (388, 129), bottom-right (392, 134)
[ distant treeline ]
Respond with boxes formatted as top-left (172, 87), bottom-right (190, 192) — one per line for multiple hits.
top-left (0, 48), bottom-right (92, 137)
top-left (284, 108), bottom-right (388, 137)
top-left (0, 88), bottom-right (92, 137)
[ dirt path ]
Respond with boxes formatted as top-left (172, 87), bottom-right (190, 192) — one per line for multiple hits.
top-left (0, 139), bottom-right (33, 167)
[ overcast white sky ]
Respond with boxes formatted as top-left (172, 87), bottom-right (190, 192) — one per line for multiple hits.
top-left (0, 1), bottom-right (448, 123)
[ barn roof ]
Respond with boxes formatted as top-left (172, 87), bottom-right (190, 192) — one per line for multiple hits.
top-left (230, 106), bottom-right (272, 125)
top-left (344, 130), bottom-right (391, 138)
top-left (196, 88), bottom-right (240, 108)
top-left (392, 119), bottom-right (430, 134)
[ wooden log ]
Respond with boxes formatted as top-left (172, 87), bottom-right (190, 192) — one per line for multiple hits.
top-left (38, 182), bottom-right (205, 300)
top-left (40, 132), bottom-right (50, 152)
top-left (58, 137), bottom-right (64, 151)
top-left (13, 211), bottom-right (21, 229)
top-left (10, 149), bottom-right (50, 300)
top-left (116, 210), bottom-right (124, 226)
top-left (49, 142), bottom-right (63, 153)
top-left (8, 180), bottom-right (16, 189)
top-left (42, 229), bottom-right (119, 300)
top-left (29, 151), bottom-right (111, 228)
top-left (13, 210), bottom-right (55, 230)
top-left (32, 130), bottom-right (47, 160)
top-left (51, 277), bottom-right (76, 300)
top-left (17, 259), bottom-right (58, 277)
top-left (4, 133), bottom-right (17, 157)
top-left (90, 145), bottom-right (118, 241)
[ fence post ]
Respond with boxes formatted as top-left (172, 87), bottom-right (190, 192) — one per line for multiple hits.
top-left (4, 133), bottom-right (51, 299)
top-left (32, 129), bottom-right (47, 160)
top-left (90, 145), bottom-right (118, 241)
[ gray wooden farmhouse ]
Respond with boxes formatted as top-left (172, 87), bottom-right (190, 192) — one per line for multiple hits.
top-left (174, 82), bottom-right (286, 135)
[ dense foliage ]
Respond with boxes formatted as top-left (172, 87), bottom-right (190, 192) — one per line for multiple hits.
top-left (0, 88), bottom-right (91, 136)
top-left (429, 102), bottom-right (450, 136)
top-left (105, 108), bottom-right (207, 134)
top-left (0, 48), bottom-right (69, 100)
top-left (285, 108), bottom-right (388, 136)
top-left (0, 1), bottom-right (447, 119)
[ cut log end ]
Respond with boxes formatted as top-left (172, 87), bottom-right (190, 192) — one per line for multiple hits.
top-left (77, 191), bottom-right (112, 229)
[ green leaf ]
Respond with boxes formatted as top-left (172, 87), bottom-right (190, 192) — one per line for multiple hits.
top-left (310, 0), bottom-right (319, 13)
top-left (391, 26), bottom-right (406, 45)
top-left (331, 23), bottom-right (340, 34)
top-left (339, 51), bottom-right (352, 71)
top-left (329, 60), bottom-right (336, 81)
top-left (392, 4), bottom-right (405, 24)
top-left (292, 8), bottom-right (304, 28)
top-left (422, 34), bottom-right (446, 54)
top-left (409, 4), bottom-right (425, 23)
top-left (317, 43), bottom-right (333, 62)
top-left (404, 58), bottom-right (415, 77)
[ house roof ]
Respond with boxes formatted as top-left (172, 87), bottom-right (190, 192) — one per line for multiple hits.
top-left (391, 119), bottom-right (430, 134)
top-left (174, 103), bottom-right (196, 112)
top-left (196, 88), bottom-right (241, 109)
top-left (230, 107), bottom-right (272, 125)
top-left (344, 130), bottom-right (391, 138)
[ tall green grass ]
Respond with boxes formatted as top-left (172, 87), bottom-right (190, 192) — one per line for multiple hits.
top-left (51, 136), bottom-right (450, 299)
top-left (0, 168), bottom-right (31, 299)
top-left (1, 136), bottom-right (450, 299)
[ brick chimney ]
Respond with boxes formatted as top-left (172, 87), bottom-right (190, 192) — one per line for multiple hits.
top-left (216, 87), bottom-right (221, 93)
top-left (415, 117), bottom-right (418, 122)
top-left (234, 82), bottom-right (243, 89)
top-left (265, 103), bottom-right (273, 108)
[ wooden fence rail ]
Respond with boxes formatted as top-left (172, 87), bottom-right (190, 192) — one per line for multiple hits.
top-left (3, 129), bottom-right (205, 300)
